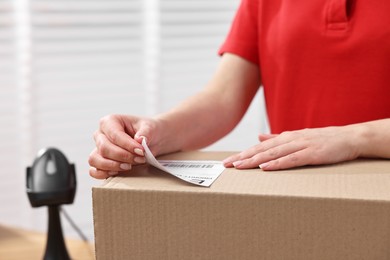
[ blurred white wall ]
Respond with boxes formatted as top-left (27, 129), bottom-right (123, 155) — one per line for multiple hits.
top-left (0, 0), bottom-right (268, 242)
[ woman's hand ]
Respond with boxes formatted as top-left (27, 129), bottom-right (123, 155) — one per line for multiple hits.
top-left (223, 126), bottom-right (361, 171)
top-left (88, 114), bottom-right (161, 179)
top-left (88, 54), bottom-right (262, 179)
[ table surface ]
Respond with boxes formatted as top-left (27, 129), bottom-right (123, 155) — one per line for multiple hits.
top-left (0, 224), bottom-right (95, 260)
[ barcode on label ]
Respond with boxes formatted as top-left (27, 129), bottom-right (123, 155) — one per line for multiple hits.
top-left (162, 163), bottom-right (215, 169)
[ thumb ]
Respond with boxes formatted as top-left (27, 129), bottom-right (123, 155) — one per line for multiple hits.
top-left (258, 133), bottom-right (277, 142)
top-left (134, 124), bottom-right (153, 144)
top-left (134, 133), bottom-right (148, 145)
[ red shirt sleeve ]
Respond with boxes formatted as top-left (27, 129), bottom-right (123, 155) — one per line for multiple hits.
top-left (218, 0), bottom-right (259, 65)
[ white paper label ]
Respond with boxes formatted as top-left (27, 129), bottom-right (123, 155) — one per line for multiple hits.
top-left (142, 138), bottom-right (224, 187)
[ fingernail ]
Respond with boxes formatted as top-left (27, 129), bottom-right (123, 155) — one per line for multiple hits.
top-left (222, 160), bottom-right (230, 167)
top-left (232, 160), bottom-right (242, 168)
top-left (120, 163), bottom-right (132, 170)
top-left (134, 148), bottom-right (144, 156)
top-left (108, 171), bottom-right (118, 176)
top-left (259, 163), bottom-right (269, 169)
top-left (134, 156), bottom-right (146, 164)
top-left (138, 136), bottom-right (147, 143)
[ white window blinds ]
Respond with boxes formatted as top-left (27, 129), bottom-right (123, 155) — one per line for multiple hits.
top-left (27, 0), bottom-right (147, 238)
top-left (160, 1), bottom-right (237, 108)
top-left (0, 0), bottom-right (25, 227)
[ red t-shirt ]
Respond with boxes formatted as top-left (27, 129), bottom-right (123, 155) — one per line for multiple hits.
top-left (219, 0), bottom-right (390, 134)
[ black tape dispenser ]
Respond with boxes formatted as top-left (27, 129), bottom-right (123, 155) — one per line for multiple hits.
top-left (26, 147), bottom-right (76, 260)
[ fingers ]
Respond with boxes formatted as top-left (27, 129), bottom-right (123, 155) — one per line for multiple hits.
top-left (89, 167), bottom-right (113, 179)
top-left (225, 141), bottom-right (306, 169)
top-left (222, 146), bottom-right (265, 168)
top-left (223, 127), bottom-right (354, 171)
top-left (223, 131), bottom-right (311, 170)
top-left (223, 134), bottom-right (287, 167)
top-left (94, 132), bottom-right (145, 164)
top-left (259, 149), bottom-right (308, 171)
top-left (99, 115), bottom-right (144, 153)
top-left (89, 115), bottom-right (160, 180)
top-left (89, 166), bottom-right (125, 179)
top-left (89, 145), bottom-right (146, 179)
top-left (89, 148), bottom-right (133, 171)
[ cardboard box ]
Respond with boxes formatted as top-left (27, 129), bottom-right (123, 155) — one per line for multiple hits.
top-left (93, 151), bottom-right (390, 260)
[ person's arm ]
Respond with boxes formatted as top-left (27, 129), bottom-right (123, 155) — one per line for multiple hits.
top-left (89, 53), bottom-right (261, 179)
top-left (223, 118), bottom-right (390, 171)
top-left (154, 53), bottom-right (261, 155)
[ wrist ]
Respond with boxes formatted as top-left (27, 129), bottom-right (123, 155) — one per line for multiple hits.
top-left (153, 115), bottom-right (182, 155)
top-left (345, 122), bottom-right (372, 158)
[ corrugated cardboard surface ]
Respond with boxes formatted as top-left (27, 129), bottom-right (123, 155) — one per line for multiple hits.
top-left (93, 151), bottom-right (390, 260)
